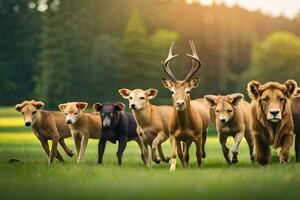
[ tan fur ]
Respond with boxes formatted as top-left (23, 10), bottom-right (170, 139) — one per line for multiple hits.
top-left (205, 94), bottom-right (254, 164)
top-left (162, 79), bottom-right (210, 171)
top-left (247, 80), bottom-right (297, 165)
top-left (15, 100), bottom-right (73, 164)
top-left (58, 102), bottom-right (102, 163)
top-left (291, 87), bottom-right (300, 161)
top-left (119, 88), bottom-right (172, 166)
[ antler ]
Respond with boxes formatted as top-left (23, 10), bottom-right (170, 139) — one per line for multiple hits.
top-left (184, 40), bottom-right (202, 82)
top-left (161, 41), bottom-right (179, 82)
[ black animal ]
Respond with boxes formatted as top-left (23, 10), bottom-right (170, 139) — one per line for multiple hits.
top-left (93, 102), bottom-right (145, 165)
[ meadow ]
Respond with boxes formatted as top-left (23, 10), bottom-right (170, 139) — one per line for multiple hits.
top-left (0, 107), bottom-right (300, 200)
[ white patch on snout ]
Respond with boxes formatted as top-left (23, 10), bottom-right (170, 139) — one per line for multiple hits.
top-left (267, 109), bottom-right (282, 122)
top-left (103, 116), bottom-right (111, 127)
top-left (66, 115), bottom-right (76, 124)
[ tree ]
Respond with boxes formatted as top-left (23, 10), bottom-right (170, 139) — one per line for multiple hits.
top-left (35, 7), bottom-right (71, 108)
top-left (246, 32), bottom-right (300, 83)
top-left (90, 34), bottom-right (121, 102)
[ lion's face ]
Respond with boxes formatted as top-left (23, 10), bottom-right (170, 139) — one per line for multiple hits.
top-left (260, 88), bottom-right (286, 122)
top-left (247, 79), bottom-right (297, 124)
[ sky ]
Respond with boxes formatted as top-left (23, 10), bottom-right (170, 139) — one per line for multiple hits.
top-left (191, 0), bottom-right (300, 19)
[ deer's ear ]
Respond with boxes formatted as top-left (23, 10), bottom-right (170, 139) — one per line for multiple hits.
top-left (119, 88), bottom-right (131, 99)
top-left (114, 102), bottom-right (125, 111)
top-left (76, 102), bottom-right (88, 111)
top-left (229, 93), bottom-right (244, 106)
top-left (161, 78), bottom-right (173, 89)
top-left (58, 103), bottom-right (67, 111)
top-left (146, 88), bottom-right (158, 99)
top-left (247, 80), bottom-right (261, 100)
top-left (93, 103), bottom-right (102, 112)
top-left (189, 77), bottom-right (200, 88)
top-left (35, 101), bottom-right (44, 110)
top-left (15, 104), bottom-right (23, 112)
top-left (204, 95), bottom-right (217, 107)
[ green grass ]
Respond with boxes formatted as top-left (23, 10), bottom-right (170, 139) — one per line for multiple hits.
top-left (1, 107), bottom-right (300, 200)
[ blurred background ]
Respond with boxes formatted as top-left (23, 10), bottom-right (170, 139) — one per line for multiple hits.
top-left (1, 0), bottom-right (300, 108)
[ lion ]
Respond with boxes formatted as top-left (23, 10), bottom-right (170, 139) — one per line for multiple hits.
top-left (291, 87), bottom-right (300, 161)
top-left (247, 80), bottom-right (297, 165)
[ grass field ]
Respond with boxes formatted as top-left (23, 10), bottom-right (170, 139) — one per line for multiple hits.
top-left (1, 107), bottom-right (300, 200)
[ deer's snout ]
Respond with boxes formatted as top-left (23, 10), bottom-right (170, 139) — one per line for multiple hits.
top-left (175, 100), bottom-right (186, 110)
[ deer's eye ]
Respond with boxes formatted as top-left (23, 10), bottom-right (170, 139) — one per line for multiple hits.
top-left (216, 110), bottom-right (219, 113)
top-left (140, 97), bottom-right (145, 100)
top-left (187, 91), bottom-right (190, 94)
top-left (228, 109), bottom-right (233, 113)
top-left (171, 91), bottom-right (174, 95)
top-left (32, 111), bottom-right (37, 115)
top-left (21, 112), bottom-right (24, 115)
top-left (129, 97), bottom-right (133, 100)
top-left (74, 113), bottom-right (78, 115)
top-left (65, 113), bottom-right (68, 116)
top-left (280, 97), bottom-right (285, 102)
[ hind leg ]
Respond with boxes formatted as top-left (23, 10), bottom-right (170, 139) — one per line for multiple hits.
top-left (151, 132), bottom-right (166, 164)
top-left (177, 141), bottom-right (187, 169)
top-left (295, 131), bottom-right (300, 162)
top-left (202, 129), bottom-right (207, 158)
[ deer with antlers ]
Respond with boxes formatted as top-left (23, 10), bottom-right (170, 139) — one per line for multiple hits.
top-left (161, 41), bottom-right (210, 171)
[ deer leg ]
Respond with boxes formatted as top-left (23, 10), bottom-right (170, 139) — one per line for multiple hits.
top-left (219, 132), bottom-right (231, 164)
top-left (176, 141), bottom-right (187, 169)
top-left (184, 140), bottom-right (192, 165)
top-left (231, 132), bottom-right (244, 164)
top-left (151, 133), bottom-right (165, 164)
top-left (194, 136), bottom-right (202, 167)
top-left (49, 135), bottom-right (60, 164)
top-left (202, 129), bottom-right (207, 158)
top-left (59, 139), bottom-right (74, 157)
top-left (77, 135), bottom-right (89, 163)
top-left (169, 136), bottom-right (177, 172)
top-left (136, 138), bottom-right (147, 165)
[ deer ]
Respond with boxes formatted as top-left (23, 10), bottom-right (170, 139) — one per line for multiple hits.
top-left (161, 41), bottom-right (210, 171)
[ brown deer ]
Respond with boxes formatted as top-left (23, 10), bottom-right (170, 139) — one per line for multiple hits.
top-left (161, 41), bottom-right (210, 171)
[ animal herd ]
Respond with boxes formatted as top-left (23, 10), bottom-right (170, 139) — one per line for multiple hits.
top-left (14, 41), bottom-right (300, 171)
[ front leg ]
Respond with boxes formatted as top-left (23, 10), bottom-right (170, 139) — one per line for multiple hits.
top-left (253, 132), bottom-right (271, 165)
top-left (116, 136), bottom-right (128, 165)
top-left (59, 139), bottom-right (74, 157)
top-left (194, 136), bottom-right (202, 167)
top-left (151, 132), bottom-right (166, 164)
top-left (169, 135), bottom-right (177, 172)
top-left (219, 132), bottom-right (231, 164)
top-left (279, 132), bottom-right (294, 164)
top-left (176, 141), bottom-right (187, 169)
top-left (77, 135), bottom-right (89, 163)
top-left (231, 132), bottom-right (244, 164)
top-left (97, 138), bottom-right (107, 164)
top-left (39, 138), bottom-right (50, 157)
top-left (49, 135), bottom-right (60, 164)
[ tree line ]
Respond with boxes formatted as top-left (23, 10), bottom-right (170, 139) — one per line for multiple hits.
top-left (1, 0), bottom-right (300, 108)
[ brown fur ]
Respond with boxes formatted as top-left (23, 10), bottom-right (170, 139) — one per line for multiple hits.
top-left (15, 100), bottom-right (73, 164)
top-left (247, 80), bottom-right (297, 165)
top-left (58, 102), bottom-right (102, 163)
top-left (162, 79), bottom-right (210, 171)
top-left (291, 87), bottom-right (300, 161)
top-left (119, 88), bottom-right (172, 166)
top-left (205, 94), bottom-right (254, 164)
